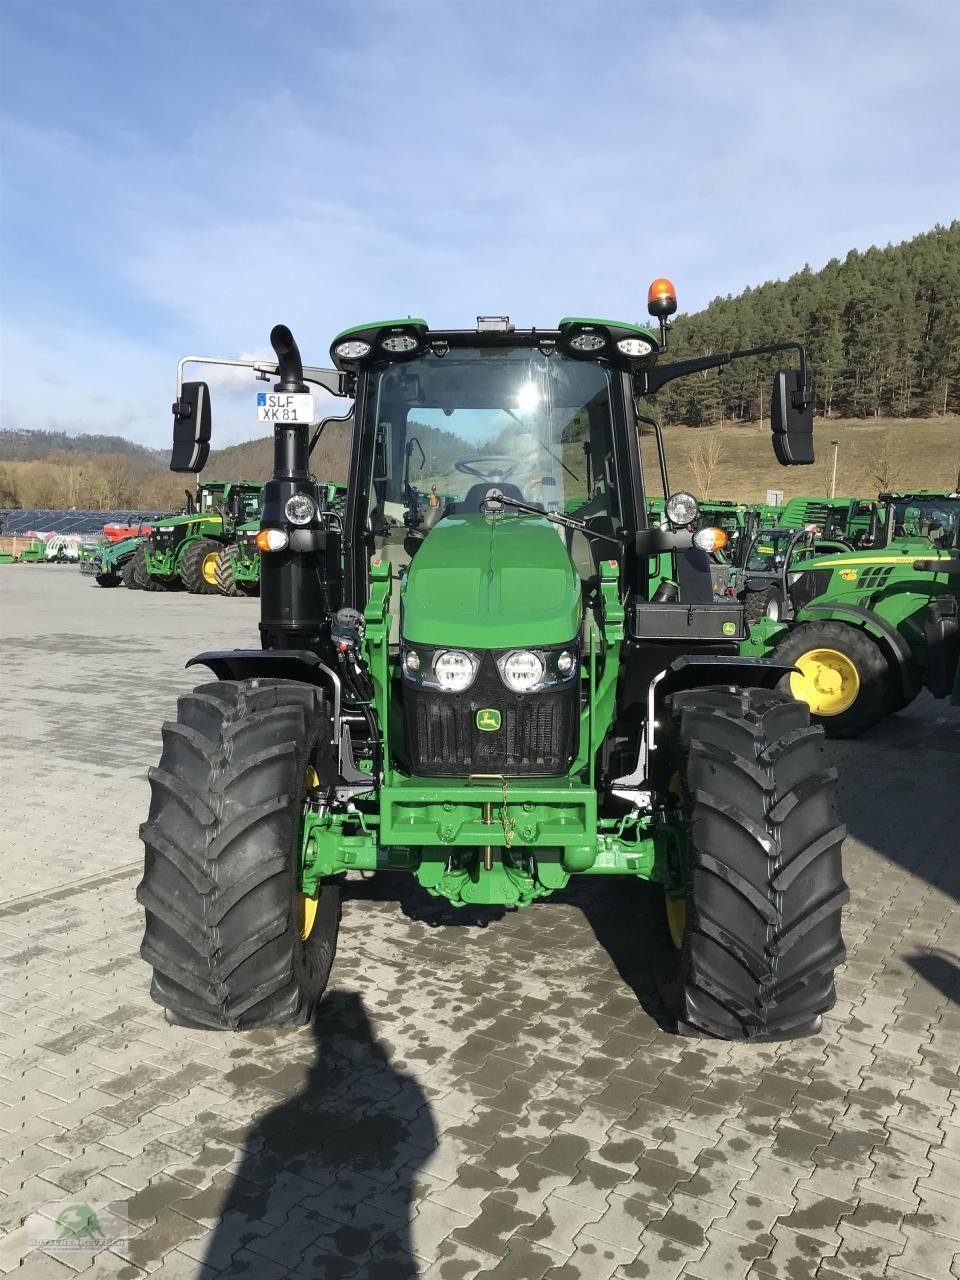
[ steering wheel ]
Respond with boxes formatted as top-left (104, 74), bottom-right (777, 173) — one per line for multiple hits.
top-left (455, 456), bottom-right (519, 482)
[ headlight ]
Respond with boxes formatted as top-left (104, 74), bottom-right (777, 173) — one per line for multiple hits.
top-left (693, 526), bottom-right (729, 552)
top-left (285, 494), bottom-right (317, 525)
top-left (616, 337), bottom-right (654, 357)
top-left (665, 491), bottom-right (699, 526)
top-left (381, 334), bottom-right (419, 354)
top-left (496, 646), bottom-right (579, 692)
top-left (334, 339), bottom-right (372, 360)
top-left (432, 650), bottom-right (479, 692)
top-left (499, 650), bottom-right (545, 692)
top-left (569, 331), bottom-right (606, 352)
top-left (403, 649), bottom-right (421, 674)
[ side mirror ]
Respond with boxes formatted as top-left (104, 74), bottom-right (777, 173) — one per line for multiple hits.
top-left (170, 381), bottom-right (211, 473)
top-left (770, 369), bottom-right (814, 466)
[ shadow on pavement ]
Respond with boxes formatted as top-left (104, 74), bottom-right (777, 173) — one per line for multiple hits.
top-left (344, 871), bottom-right (673, 1032)
top-left (905, 948), bottom-right (959, 1005)
top-left (203, 990), bottom-right (435, 1279)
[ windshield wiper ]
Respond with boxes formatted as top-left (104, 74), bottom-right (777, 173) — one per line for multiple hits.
top-left (491, 491), bottom-right (622, 546)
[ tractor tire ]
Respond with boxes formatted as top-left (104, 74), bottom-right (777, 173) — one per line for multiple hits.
top-left (213, 548), bottom-right (241, 597)
top-left (660, 686), bottom-right (847, 1041)
top-left (95, 572), bottom-right (121, 588)
top-left (120, 556), bottom-right (140, 589)
top-left (773, 621), bottom-right (889, 737)
top-left (138, 678), bottom-right (340, 1030)
top-left (180, 538), bottom-right (223, 595)
top-left (743, 585), bottom-right (784, 625)
top-left (131, 544), bottom-right (173, 592)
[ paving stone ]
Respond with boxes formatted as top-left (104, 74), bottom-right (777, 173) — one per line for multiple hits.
top-left (2, 573), bottom-right (960, 1280)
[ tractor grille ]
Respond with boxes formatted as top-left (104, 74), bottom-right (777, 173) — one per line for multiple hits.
top-left (403, 653), bottom-right (579, 777)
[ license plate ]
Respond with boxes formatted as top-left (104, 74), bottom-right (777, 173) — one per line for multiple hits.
top-left (256, 391), bottom-right (315, 423)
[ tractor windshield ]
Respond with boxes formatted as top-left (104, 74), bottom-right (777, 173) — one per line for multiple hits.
top-left (362, 346), bottom-right (618, 546)
top-left (745, 530), bottom-right (793, 572)
top-left (888, 497), bottom-right (959, 546)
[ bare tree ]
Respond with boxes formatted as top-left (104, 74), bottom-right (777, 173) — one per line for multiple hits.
top-left (871, 441), bottom-right (899, 491)
top-left (685, 434), bottom-right (726, 498)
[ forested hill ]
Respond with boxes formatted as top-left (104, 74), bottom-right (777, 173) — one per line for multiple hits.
top-left (0, 428), bottom-right (163, 464)
top-left (655, 221), bottom-right (960, 426)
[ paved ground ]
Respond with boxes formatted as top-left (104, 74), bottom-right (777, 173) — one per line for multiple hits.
top-left (1, 564), bottom-right (958, 1280)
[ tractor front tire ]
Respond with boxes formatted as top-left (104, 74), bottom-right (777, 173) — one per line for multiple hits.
top-left (131, 544), bottom-right (173, 592)
top-left (95, 572), bottom-right (121, 588)
top-left (121, 556), bottom-right (140, 589)
top-left (138, 678), bottom-right (340, 1030)
top-left (180, 539), bottom-right (223, 594)
top-left (743, 585), bottom-right (784, 624)
top-left (661, 685), bottom-right (847, 1041)
top-left (214, 548), bottom-right (241, 597)
top-left (773, 620), bottom-right (889, 737)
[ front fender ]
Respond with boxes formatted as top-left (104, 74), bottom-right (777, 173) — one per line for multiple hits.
top-left (794, 602), bottom-right (917, 698)
top-left (740, 616), bottom-right (790, 657)
top-left (186, 649), bottom-right (342, 739)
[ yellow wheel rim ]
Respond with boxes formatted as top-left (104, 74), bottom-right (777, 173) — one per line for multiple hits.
top-left (202, 552), bottom-right (219, 585)
top-left (789, 647), bottom-right (860, 716)
top-left (666, 897), bottom-right (686, 950)
top-left (298, 765), bottom-right (321, 940)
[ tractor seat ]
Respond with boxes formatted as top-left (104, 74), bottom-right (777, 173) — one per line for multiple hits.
top-left (454, 482), bottom-right (526, 514)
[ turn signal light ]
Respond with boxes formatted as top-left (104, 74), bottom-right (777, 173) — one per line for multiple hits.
top-left (693, 526), bottom-right (729, 553)
top-left (647, 277), bottom-right (678, 319)
top-left (256, 528), bottom-right (289, 552)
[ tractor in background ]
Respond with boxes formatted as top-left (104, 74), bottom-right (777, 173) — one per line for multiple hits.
top-left (138, 481), bottom-right (263, 593)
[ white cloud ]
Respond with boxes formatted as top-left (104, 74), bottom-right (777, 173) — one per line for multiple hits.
top-left (1, 0), bottom-right (958, 447)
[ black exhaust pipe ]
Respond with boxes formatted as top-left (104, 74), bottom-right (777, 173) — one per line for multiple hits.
top-left (260, 325), bottom-right (342, 649)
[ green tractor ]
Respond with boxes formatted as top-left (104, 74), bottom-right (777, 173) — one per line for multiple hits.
top-left (138, 481), bottom-right (263, 593)
top-left (139, 298), bottom-right (847, 1042)
top-left (81, 532), bottom-right (145, 587)
top-left (744, 490), bottom-right (960, 735)
top-left (213, 520), bottom-right (261, 597)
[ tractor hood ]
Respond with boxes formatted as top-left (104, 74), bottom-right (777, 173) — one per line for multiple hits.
top-left (152, 512), bottom-right (223, 531)
top-left (400, 514), bottom-right (582, 648)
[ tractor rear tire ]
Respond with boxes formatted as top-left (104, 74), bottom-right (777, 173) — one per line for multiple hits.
top-left (214, 548), bottom-right (241, 597)
top-left (180, 539), bottom-right (222, 595)
top-left (743, 585), bottom-right (784, 624)
top-left (138, 678), bottom-right (340, 1030)
top-left (773, 620), bottom-right (889, 737)
top-left (131, 544), bottom-right (173, 592)
top-left (660, 685), bottom-right (847, 1041)
top-left (121, 556), bottom-right (140, 589)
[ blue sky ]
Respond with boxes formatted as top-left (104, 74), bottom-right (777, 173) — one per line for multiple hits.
top-left (1, 0), bottom-right (958, 447)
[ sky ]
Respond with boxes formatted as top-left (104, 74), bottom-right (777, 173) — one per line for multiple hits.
top-left (1, 0), bottom-right (958, 448)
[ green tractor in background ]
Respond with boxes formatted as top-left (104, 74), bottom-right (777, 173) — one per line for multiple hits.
top-left (140, 290), bottom-right (847, 1042)
top-left (744, 490), bottom-right (960, 735)
top-left (81, 532), bottom-right (146, 587)
top-left (138, 480), bottom-right (263, 593)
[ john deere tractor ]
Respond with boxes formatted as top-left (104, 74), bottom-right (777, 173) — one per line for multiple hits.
top-left (139, 289), bottom-right (847, 1041)
top-left (745, 490), bottom-right (960, 734)
top-left (138, 481), bottom-right (263, 593)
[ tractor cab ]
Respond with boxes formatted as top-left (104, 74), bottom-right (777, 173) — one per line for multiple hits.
top-left (878, 491), bottom-right (960, 547)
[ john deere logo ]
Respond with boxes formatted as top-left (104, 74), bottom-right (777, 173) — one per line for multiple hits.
top-left (476, 709), bottom-right (501, 732)
top-left (722, 621), bottom-right (737, 636)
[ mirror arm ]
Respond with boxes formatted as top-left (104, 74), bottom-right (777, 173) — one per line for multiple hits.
top-left (640, 341), bottom-right (809, 399)
top-left (176, 355), bottom-right (347, 398)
